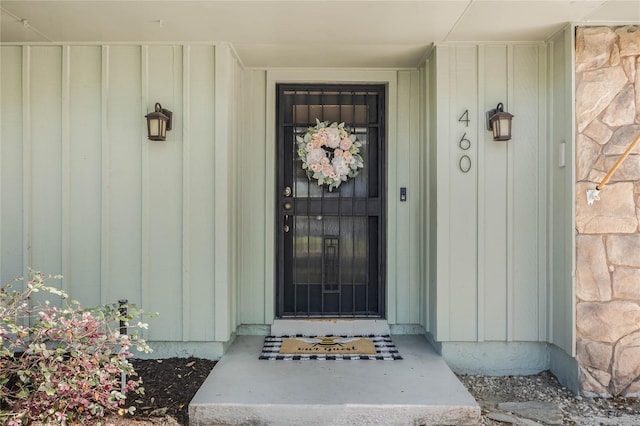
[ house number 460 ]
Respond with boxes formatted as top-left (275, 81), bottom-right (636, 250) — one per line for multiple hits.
top-left (457, 110), bottom-right (471, 173)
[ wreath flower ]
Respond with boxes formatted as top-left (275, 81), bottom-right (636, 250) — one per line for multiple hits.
top-left (296, 119), bottom-right (364, 191)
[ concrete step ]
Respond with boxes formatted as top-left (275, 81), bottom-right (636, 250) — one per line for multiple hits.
top-left (189, 335), bottom-right (480, 425)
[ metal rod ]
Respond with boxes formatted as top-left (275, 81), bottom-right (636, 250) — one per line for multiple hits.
top-left (118, 299), bottom-right (128, 394)
top-left (596, 133), bottom-right (640, 191)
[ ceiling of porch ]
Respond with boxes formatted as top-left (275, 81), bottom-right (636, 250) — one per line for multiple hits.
top-left (1, 0), bottom-right (639, 68)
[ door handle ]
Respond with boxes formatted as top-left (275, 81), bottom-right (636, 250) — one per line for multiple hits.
top-left (284, 214), bottom-right (290, 233)
top-left (283, 201), bottom-right (293, 233)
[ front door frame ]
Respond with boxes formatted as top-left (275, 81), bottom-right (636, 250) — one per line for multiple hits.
top-left (264, 69), bottom-right (399, 324)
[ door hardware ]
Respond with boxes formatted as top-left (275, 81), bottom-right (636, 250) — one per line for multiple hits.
top-left (284, 186), bottom-right (292, 197)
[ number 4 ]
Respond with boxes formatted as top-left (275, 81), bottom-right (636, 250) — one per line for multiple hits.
top-left (458, 109), bottom-right (470, 127)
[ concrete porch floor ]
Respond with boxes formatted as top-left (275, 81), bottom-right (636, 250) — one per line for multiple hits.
top-left (189, 335), bottom-right (480, 425)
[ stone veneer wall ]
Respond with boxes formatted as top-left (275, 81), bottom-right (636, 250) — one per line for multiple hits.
top-left (575, 25), bottom-right (640, 397)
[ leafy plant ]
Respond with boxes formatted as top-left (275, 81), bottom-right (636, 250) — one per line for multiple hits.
top-left (0, 270), bottom-right (154, 425)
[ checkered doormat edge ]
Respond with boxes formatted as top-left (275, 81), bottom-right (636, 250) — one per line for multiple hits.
top-left (259, 335), bottom-right (403, 361)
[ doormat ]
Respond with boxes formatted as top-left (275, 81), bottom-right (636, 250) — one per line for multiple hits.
top-left (259, 335), bottom-right (402, 360)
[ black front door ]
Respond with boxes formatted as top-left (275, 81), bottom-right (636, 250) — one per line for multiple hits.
top-left (276, 84), bottom-right (386, 317)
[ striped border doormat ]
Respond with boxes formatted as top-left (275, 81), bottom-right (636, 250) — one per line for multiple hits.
top-left (259, 335), bottom-right (403, 360)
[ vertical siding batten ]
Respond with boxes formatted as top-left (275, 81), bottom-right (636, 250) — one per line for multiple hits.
top-left (418, 63), bottom-right (429, 330)
top-left (213, 44), bottom-right (231, 341)
top-left (428, 53), bottom-right (438, 336)
top-left (538, 45), bottom-right (549, 342)
top-left (476, 45), bottom-right (485, 342)
top-left (264, 72), bottom-right (276, 324)
top-left (61, 45), bottom-right (71, 295)
top-left (568, 27), bottom-right (577, 358)
top-left (182, 45), bottom-right (191, 341)
top-left (22, 46), bottom-right (31, 288)
top-left (546, 38), bottom-right (555, 345)
top-left (100, 45), bottom-right (110, 306)
top-left (394, 71), bottom-right (410, 323)
top-left (409, 70), bottom-right (421, 324)
top-left (506, 44), bottom-right (515, 342)
top-left (140, 45), bottom-right (150, 337)
top-left (435, 45), bottom-right (451, 341)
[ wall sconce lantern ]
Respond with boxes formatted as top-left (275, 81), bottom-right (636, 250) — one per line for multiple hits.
top-left (486, 102), bottom-right (514, 141)
top-left (145, 102), bottom-right (173, 141)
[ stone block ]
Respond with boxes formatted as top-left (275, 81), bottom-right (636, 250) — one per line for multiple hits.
top-left (587, 169), bottom-right (607, 184)
top-left (602, 84), bottom-right (636, 127)
top-left (616, 26), bottom-right (640, 57)
top-left (580, 366), bottom-right (612, 397)
top-left (583, 119), bottom-right (613, 145)
top-left (576, 66), bottom-right (628, 132)
top-left (603, 155), bottom-right (640, 182)
top-left (576, 235), bottom-right (611, 301)
top-left (576, 182), bottom-right (637, 234)
top-left (607, 234), bottom-right (640, 267)
top-left (576, 301), bottom-right (640, 343)
top-left (637, 58), bottom-right (640, 124)
top-left (604, 124), bottom-right (640, 156)
top-left (613, 268), bottom-right (640, 300)
top-left (613, 330), bottom-right (640, 395)
top-left (624, 380), bottom-right (640, 397)
top-left (497, 401), bottom-right (563, 425)
top-left (576, 27), bottom-right (617, 72)
top-left (576, 134), bottom-right (602, 181)
top-left (586, 366), bottom-right (612, 387)
top-left (622, 56), bottom-right (636, 83)
top-left (577, 338), bottom-right (613, 372)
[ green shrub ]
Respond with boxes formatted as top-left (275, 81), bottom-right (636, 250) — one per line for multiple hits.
top-left (0, 270), bottom-right (154, 425)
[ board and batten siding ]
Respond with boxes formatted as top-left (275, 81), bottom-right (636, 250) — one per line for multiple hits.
top-left (0, 44), bottom-right (241, 354)
top-left (430, 43), bottom-right (550, 345)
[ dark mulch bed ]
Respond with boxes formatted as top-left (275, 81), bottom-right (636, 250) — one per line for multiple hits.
top-left (127, 357), bottom-right (217, 425)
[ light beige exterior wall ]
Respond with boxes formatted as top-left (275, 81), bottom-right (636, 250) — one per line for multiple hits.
top-left (574, 25), bottom-right (640, 397)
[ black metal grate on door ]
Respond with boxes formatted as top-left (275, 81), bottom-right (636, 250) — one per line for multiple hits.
top-left (276, 84), bottom-right (386, 317)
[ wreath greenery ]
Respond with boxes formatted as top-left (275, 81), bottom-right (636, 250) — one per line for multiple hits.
top-left (296, 119), bottom-right (364, 191)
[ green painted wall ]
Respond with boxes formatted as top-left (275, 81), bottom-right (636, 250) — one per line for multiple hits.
top-left (429, 43), bottom-right (551, 344)
top-left (0, 44), bottom-right (241, 352)
top-left (1, 39), bottom-right (574, 360)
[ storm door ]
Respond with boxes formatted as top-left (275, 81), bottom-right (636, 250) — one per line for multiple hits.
top-left (276, 84), bottom-right (386, 317)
